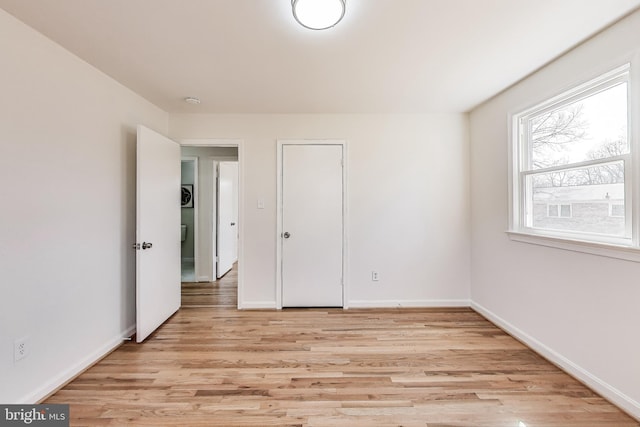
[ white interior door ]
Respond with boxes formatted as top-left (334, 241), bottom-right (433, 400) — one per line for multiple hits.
top-left (136, 125), bottom-right (181, 343)
top-left (217, 161), bottom-right (238, 278)
top-left (281, 144), bottom-right (343, 307)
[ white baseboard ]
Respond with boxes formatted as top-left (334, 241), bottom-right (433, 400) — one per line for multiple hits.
top-left (237, 300), bottom-right (471, 310)
top-left (21, 324), bottom-right (136, 404)
top-left (471, 301), bottom-right (640, 421)
top-left (238, 299), bottom-right (471, 310)
top-left (347, 299), bottom-right (471, 309)
top-left (239, 300), bottom-right (277, 309)
top-left (196, 276), bottom-right (210, 282)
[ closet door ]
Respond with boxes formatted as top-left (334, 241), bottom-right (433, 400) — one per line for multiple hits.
top-left (280, 144), bottom-right (344, 307)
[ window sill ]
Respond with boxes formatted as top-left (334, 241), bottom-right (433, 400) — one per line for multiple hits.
top-left (506, 230), bottom-right (640, 263)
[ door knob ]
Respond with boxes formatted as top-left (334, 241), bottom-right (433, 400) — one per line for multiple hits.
top-left (142, 242), bottom-right (153, 249)
top-left (283, 232), bottom-right (291, 239)
top-left (231, 222), bottom-right (236, 226)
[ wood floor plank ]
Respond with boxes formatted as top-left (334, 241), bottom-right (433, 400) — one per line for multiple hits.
top-left (181, 263), bottom-right (237, 307)
top-left (44, 274), bottom-right (639, 426)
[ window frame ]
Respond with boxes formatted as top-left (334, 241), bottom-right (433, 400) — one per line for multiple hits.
top-left (508, 62), bottom-right (640, 261)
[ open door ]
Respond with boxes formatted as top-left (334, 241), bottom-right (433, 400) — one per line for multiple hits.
top-left (136, 125), bottom-right (181, 342)
top-left (216, 161), bottom-right (238, 278)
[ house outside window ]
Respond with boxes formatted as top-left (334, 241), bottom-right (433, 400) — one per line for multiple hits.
top-left (509, 64), bottom-right (638, 249)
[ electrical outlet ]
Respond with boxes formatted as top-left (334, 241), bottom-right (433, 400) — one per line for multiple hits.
top-left (14, 337), bottom-right (28, 362)
top-left (372, 271), bottom-right (380, 281)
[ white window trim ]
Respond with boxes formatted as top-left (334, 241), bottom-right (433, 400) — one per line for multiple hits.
top-left (506, 230), bottom-right (640, 262)
top-left (507, 58), bottom-right (640, 262)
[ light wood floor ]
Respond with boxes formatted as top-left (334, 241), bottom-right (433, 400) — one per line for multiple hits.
top-left (45, 278), bottom-right (638, 426)
top-left (181, 263), bottom-right (238, 308)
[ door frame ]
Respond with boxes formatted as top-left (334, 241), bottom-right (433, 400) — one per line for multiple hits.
top-left (276, 139), bottom-right (349, 309)
top-left (180, 139), bottom-right (245, 309)
top-left (180, 156), bottom-right (199, 280)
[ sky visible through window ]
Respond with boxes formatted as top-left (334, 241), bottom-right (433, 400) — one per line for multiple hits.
top-left (531, 82), bottom-right (628, 169)
top-left (570, 83), bottom-right (628, 162)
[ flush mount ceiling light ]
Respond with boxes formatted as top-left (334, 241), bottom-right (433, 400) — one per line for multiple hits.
top-left (292, 0), bottom-right (346, 30)
top-left (184, 97), bottom-right (201, 105)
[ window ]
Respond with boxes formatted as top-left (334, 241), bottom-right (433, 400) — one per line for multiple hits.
top-left (610, 203), bottom-right (625, 218)
top-left (510, 64), bottom-right (637, 249)
top-left (547, 204), bottom-right (572, 218)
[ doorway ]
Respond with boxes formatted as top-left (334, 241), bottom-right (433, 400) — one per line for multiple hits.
top-left (276, 140), bottom-right (347, 308)
top-left (180, 141), bottom-right (242, 308)
top-left (180, 157), bottom-right (198, 282)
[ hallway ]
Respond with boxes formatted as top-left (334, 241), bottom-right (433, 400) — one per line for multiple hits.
top-left (181, 263), bottom-right (237, 308)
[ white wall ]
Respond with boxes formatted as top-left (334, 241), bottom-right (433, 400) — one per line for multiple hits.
top-left (0, 9), bottom-right (168, 403)
top-left (169, 114), bottom-right (470, 308)
top-left (181, 146), bottom-right (239, 281)
top-left (470, 10), bottom-right (640, 418)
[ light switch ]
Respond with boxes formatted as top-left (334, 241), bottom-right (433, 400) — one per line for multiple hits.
top-left (257, 200), bottom-right (265, 209)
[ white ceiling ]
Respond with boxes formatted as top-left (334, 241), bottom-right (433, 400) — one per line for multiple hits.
top-left (2, 0), bottom-right (639, 114)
